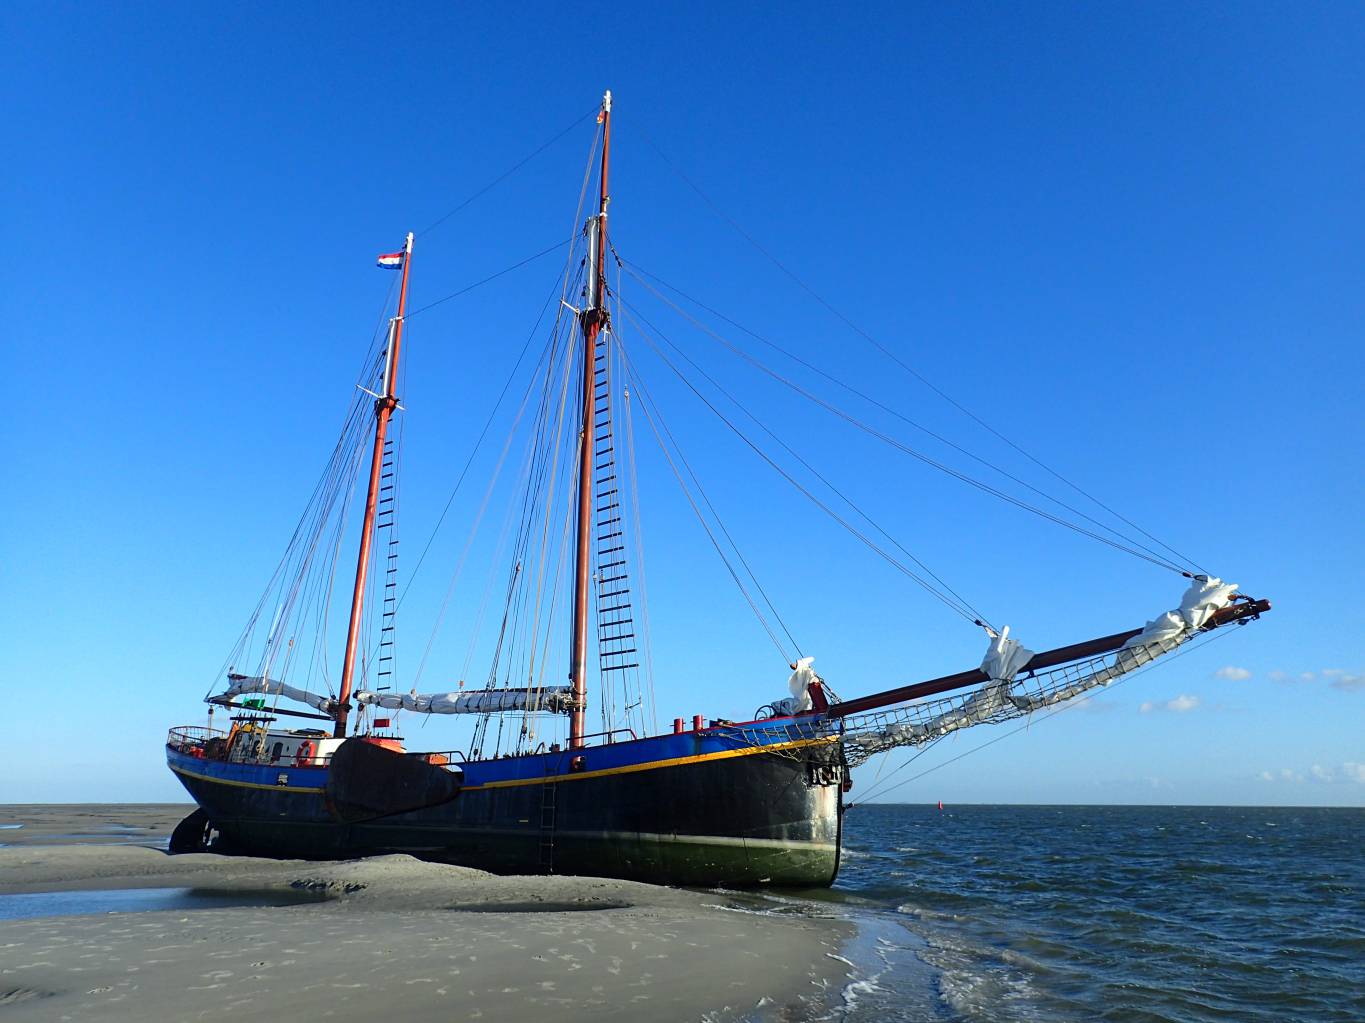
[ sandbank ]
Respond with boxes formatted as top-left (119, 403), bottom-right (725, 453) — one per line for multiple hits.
top-left (0, 805), bottom-right (852, 1021)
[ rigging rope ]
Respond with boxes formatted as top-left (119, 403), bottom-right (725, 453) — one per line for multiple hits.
top-left (617, 256), bottom-right (1194, 575)
top-left (210, 324), bottom-right (391, 702)
top-left (852, 625), bottom-right (1239, 805)
top-left (417, 108), bottom-right (597, 238)
top-left (409, 329), bottom-right (562, 689)
top-left (400, 117), bottom-right (601, 613)
top-left (398, 275), bottom-right (564, 607)
top-left (616, 344), bottom-right (802, 664)
top-left (476, 263), bottom-right (587, 753)
top-left (621, 306), bottom-right (991, 629)
top-left (614, 284), bottom-right (1188, 576)
top-left (633, 128), bottom-right (1208, 576)
top-left (405, 239), bottom-right (571, 319)
top-left (617, 341), bottom-right (660, 735)
top-left (619, 299), bottom-right (993, 625)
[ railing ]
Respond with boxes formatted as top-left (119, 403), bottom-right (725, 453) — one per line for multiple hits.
top-left (167, 727), bottom-right (649, 771)
top-left (166, 726), bottom-right (228, 759)
top-left (404, 750), bottom-right (466, 766)
top-left (575, 728), bottom-right (638, 745)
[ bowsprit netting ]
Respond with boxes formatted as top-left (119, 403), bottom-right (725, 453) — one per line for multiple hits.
top-left (711, 575), bottom-right (1267, 768)
top-left (710, 627), bottom-right (1218, 768)
top-left (835, 635), bottom-right (1186, 767)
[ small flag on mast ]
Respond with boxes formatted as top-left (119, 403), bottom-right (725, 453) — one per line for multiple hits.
top-left (376, 251), bottom-right (404, 269)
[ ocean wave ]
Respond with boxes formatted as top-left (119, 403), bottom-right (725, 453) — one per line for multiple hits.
top-left (919, 933), bottom-right (1043, 1022)
top-left (829, 805), bottom-right (1364, 1022)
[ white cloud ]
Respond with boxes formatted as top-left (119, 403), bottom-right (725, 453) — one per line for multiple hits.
top-left (1215, 666), bottom-right (1252, 681)
top-left (1266, 668), bottom-right (1365, 691)
top-left (1140, 694), bottom-right (1200, 714)
top-left (1260, 763), bottom-right (1365, 785)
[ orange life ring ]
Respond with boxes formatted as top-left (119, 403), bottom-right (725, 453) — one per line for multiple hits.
top-left (294, 740), bottom-right (315, 766)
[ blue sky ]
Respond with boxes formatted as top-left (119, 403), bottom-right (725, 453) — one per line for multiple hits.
top-left (2, 2), bottom-right (1361, 805)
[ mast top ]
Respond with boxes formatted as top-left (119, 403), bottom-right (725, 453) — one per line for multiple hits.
top-left (601, 89), bottom-right (612, 115)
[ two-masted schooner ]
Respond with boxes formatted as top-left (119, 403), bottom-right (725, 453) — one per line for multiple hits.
top-left (165, 92), bottom-right (1270, 886)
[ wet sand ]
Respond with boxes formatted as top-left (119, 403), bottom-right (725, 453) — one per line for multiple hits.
top-left (0, 803), bottom-right (188, 849)
top-left (0, 805), bottom-right (852, 1021)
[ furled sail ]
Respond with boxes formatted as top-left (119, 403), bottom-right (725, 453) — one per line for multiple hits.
top-left (353, 688), bottom-right (576, 715)
top-left (768, 657), bottom-right (818, 716)
top-left (837, 575), bottom-right (1239, 763)
top-left (218, 673), bottom-right (340, 714)
top-left (1005, 575), bottom-right (1238, 713)
top-left (732, 577), bottom-right (1255, 767)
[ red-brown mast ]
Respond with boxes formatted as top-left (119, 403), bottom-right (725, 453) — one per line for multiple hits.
top-left (334, 232), bottom-right (413, 738)
top-left (569, 91), bottom-right (612, 749)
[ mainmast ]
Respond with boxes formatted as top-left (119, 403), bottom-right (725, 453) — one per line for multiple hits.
top-left (334, 232), bottom-right (413, 738)
top-left (569, 90), bottom-right (612, 749)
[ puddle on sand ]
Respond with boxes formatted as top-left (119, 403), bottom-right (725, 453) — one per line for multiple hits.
top-left (4, 830), bottom-right (170, 849)
top-left (0, 887), bottom-right (330, 922)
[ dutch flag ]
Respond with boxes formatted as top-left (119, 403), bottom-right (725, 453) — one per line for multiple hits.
top-left (376, 251), bottom-right (404, 269)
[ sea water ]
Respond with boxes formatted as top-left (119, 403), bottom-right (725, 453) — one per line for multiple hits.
top-left (0, 886), bottom-right (330, 921)
top-left (805, 804), bottom-right (1364, 1022)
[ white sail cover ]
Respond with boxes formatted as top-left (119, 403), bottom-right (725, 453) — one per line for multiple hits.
top-left (849, 628), bottom-right (1036, 748)
top-left (768, 657), bottom-right (817, 716)
top-left (354, 688), bottom-right (575, 715)
top-left (982, 626), bottom-right (1034, 683)
top-left (1006, 575), bottom-right (1238, 713)
top-left (846, 576), bottom-right (1240, 757)
top-left (221, 674), bottom-right (339, 714)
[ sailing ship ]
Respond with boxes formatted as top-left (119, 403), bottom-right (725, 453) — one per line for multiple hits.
top-left (165, 92), bottom-right (1270, 886)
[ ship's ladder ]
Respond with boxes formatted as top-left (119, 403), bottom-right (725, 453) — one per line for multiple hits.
top-left (374, 436), bottom-right (399, 691)
top-left (592, 332), bottom-right (640, 692)
top-left (537, 765), bottom-right (558, 873)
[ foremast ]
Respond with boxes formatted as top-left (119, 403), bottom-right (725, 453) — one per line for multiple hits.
top-left (569, 90), bottom-right (612, 749)
top-left (335, 232), bottom-right (414, 738)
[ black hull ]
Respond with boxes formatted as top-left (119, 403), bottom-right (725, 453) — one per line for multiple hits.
top-left (172, 743), bottom-right (844, 887)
